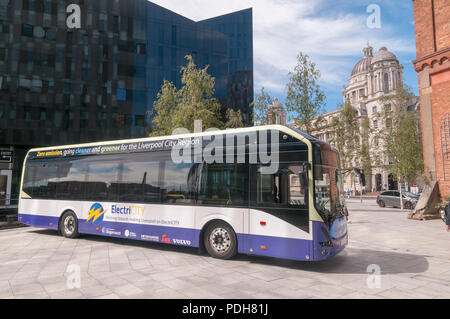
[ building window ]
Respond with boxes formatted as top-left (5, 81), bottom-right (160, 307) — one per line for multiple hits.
top-left (372, 106), bottom-right (377, 114)
top-left (113, 16), bottom-right (119, 33)
top-left (21, 24), bottom-right (34, 37)
top-left (386, 118), bottom-right (392, 128)
top-left (39, 108), bottom-right (46, 121)
top-left (118, 64), bottom-right (135, 77)
top-left (117, 88), bottom-right (126, 101)
top-left (136, 43), bottom-right (146, 55)
top-left (0, 21), bottom-right (10, 34)
top-left (22, 0), bottom-right (29, 10)
top-left (118, 40), bottom-right (134, 53)
top-left (171, 25), bottom-right (177, 45)
top-left (24, 106), bottom-right (32, 121)
top-left (373, 120), bottom-right (378, 129)
top-left (383, 73), bottom-right (389, 93)
top-left (0, 48), bottom-right (5, 61)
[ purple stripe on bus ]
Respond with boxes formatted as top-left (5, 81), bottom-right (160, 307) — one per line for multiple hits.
top-left (18, 214), bottom-right (347, 262)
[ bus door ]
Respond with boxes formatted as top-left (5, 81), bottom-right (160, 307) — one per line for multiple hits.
top-left (248, 163), bottom-right (310, 258)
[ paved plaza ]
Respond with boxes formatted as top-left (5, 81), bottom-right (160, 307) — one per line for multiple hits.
top-left (0, 199), bottom-right (449, 299)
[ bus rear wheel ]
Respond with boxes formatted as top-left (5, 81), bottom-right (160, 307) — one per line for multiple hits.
top-left (204, 222), bottom-right (237, 260)
top-left (59, 211), bottom-right (79, 239)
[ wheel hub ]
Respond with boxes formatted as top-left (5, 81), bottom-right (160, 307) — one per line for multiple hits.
top-left (209, 228), bottom-right (231, 253)
top-left (64, 216), bottom-right (75, 235)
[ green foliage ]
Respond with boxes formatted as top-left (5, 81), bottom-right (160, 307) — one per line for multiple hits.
top-left (225, 109), bottom-right (244, 129)
top-left (150, 55), bottom-right (243, 137)
top-left (374, 85), bottom-right (424, 185)
top-left (329, 100), bottom-right (361, 170)
top-left (285, 52), bottom-right (325, 134)
top-left (328, 100), bottom-right (374, 189)
top-left (251, 87), bottom-right (273, 126)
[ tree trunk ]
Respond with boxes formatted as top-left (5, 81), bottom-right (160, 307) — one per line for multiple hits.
top-left (399, 176), bottom-right (404, 210)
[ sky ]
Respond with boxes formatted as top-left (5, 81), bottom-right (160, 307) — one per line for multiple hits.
top-left (149, 0), bottom-right (419, 114)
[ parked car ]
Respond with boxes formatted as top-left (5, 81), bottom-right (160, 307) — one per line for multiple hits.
top-left (376, 191), bottom-right (419, 209)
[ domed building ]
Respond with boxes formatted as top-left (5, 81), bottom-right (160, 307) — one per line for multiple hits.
top-left (266, 98), bottom-right (287, 126)
top-left (344, 43), bottom-right (404, 110)
top-left (307, 43), bottom-right (418, 193)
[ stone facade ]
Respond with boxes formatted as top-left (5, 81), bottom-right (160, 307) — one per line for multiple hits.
top-left (266, 98), bottom-right (287, 126)
top-left (307, 44), bottom-right (419, 193)
top-left (412, 0), bottom-right (450, 198)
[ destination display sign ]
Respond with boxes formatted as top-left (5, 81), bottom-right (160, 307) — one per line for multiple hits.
top-left (28, 137), bottom-right (202, 160)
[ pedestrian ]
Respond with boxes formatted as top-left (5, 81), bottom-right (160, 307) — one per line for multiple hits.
top-left (445, 202), bottom-right (450, 232)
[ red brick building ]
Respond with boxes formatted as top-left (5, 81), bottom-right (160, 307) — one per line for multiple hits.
top-left (412, 0), bottom-right (450, 198)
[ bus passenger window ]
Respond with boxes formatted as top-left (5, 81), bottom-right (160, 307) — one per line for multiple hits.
top-left (198, 163), bottom-right (249, 206)
top-left (257, 164), bottom-right (307, 207)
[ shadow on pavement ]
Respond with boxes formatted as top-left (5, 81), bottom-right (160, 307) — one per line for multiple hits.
top-left (235, 248), bottom-right (430, 275)
top-left (30, 229), bottom-right (429, 275)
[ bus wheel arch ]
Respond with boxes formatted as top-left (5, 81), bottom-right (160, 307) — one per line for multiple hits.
top-left (200, 219), bottom-right (238, 260)
top-left (59, 210), bottom-right (80, 239)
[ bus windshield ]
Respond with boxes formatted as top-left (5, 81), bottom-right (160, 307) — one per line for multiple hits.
top-left (313, 143), bottom-right (345, 222)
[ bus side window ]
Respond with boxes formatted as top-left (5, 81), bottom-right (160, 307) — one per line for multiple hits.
top-left (256, 164), bottom-right (307, 208)
top-left (197, 163), bottom-right (249, 206)
top-left (162, 161), bottom-right (196, 204)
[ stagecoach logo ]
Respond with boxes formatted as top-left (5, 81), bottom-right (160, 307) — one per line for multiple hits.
top-left (87, 203), bottom-right (106, 226)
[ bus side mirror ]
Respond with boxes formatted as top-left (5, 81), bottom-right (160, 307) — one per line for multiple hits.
top-left (299, 172), bottom-right (308, 189)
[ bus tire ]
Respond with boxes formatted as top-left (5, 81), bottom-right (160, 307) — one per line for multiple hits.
top-left (59, 211), bottom-right (79, 239)
top-left (204, 221), bottom-right (237, 260)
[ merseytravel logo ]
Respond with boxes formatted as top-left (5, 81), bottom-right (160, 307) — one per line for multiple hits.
top-left (87, 203), bottom-right (107, 226)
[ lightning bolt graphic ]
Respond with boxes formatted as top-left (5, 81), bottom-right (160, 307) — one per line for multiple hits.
top-left (87, 206), bottom-right (106, 223)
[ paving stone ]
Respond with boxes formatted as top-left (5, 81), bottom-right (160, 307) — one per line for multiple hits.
top-left (1, 199), bottom-right (449, 299)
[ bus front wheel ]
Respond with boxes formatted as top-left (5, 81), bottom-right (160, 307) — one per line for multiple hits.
top-left (59, 211), bottom-right (79, 239)
top-left (204, 222), bottom-right (237, 260)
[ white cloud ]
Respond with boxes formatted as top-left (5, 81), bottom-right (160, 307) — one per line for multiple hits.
top-left (149, 0), bottom-right (417, 109)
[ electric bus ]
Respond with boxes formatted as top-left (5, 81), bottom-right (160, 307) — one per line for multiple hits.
top-left (18, 125), bottom-right (348, 261)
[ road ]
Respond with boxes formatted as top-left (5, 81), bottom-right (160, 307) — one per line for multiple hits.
top-left (0, 199), bottom-right (449, 299)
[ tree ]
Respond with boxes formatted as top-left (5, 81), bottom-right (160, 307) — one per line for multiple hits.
top-left (330, 100), bottom-right (359, 169)
top-left (251, 87), bottom-right (273, 126)
top-left (329, 100), bottom-right (362, 192)
top-left (285, 52), bottom-right (325, 134)
top-left (375, 85), bottom-right (424, 209)
top-left (328, 99), bottom-right (374, 193)
top-left (150, 55), bottom-right (243, 137)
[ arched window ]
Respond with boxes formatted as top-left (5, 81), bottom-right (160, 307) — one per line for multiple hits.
top-left (441, 114), bottom-right (450, 181)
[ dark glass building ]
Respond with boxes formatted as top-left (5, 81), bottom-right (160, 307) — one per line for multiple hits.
top-left (0, 0), bottom-right (253, 202)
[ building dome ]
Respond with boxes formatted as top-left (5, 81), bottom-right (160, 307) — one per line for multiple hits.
top-left (351, 42), bottom-right (374, 76)
top-left (372, 46), bottom-right (398, 64)
top-left (351, 58), bottom-right (373, 76)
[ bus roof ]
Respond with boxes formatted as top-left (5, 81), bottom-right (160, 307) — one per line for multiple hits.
top-left (27, 125), bottom-right (324, 153)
